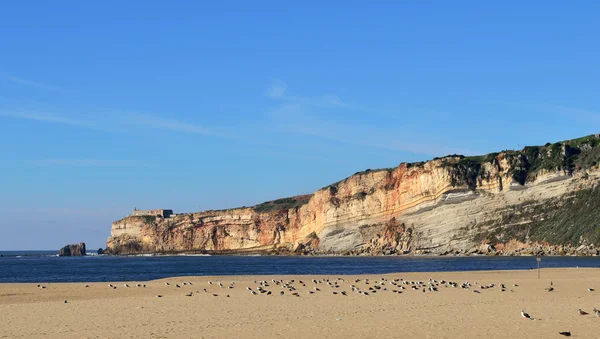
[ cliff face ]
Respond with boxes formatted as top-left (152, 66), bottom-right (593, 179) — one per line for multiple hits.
top-left (106, 134), bottom-right (600, 255)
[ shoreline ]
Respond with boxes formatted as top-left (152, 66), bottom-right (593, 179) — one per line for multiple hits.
top-left (0, 266), bottom-right (596, 285)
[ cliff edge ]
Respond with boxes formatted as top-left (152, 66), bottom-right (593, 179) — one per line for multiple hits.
top-left (106, 134), bottom-right (600, 256)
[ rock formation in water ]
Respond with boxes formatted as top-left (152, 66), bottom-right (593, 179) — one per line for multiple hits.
top-left (106, 134), bottom-right (600, 256)
top-left (59, 243), bottom-right (86, 256)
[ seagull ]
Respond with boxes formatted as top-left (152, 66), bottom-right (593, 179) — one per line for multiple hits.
top-left (156, 295), bottom-right (162, 298)
top-left (559, 331), bottom-right (571, 337)
top-left (280, 291), bottom-right (284, 295)
top-left (521, 310), bottom-right (534, 320)
top-left (546, 287), bottom-right (554, 292)
top-left (578, 309), bottom-right (589, 315)
top-left (251, 291), bottom-right (257, 295)
top-left (212, 293), bottom-right (218, 297)
top-left (165, 282), bottom-right (170, 286)
top-left (84, 284), bottom-right (89, 288)
top-left (185, 292), bottom-right (193, 297)
top-left (588, 288), bottom-right (595, 292)
top-left (124, 284), bottom-right (130, 288)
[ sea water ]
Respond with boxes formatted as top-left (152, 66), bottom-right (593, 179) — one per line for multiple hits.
top-left (1, 251), bottom-right (600, 283)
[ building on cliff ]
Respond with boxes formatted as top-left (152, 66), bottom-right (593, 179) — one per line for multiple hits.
top-left (130, 208), bottom-right (174, 218)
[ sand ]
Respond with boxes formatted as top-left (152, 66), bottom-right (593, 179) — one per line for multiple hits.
top-left (1, 268), bottom-right (599, 338)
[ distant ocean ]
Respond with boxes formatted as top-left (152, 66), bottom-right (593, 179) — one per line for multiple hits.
top-left (2, 251), bottom-right (600, 283)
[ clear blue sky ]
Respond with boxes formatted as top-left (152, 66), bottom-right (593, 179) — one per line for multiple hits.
top-left (1, 1), bottom-right (599, 250)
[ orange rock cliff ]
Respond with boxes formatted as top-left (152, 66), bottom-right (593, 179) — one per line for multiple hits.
top-left (107, 134), bottom-right (600, 255)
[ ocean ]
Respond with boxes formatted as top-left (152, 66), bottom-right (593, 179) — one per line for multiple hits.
top-left (2, 251), bottom-right (600, 283)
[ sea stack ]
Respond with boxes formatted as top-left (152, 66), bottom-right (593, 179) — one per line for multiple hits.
top-left (58, 243), bottom-right (86, 256)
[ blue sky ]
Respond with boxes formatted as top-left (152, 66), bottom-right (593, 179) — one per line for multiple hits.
top-left (1, 1), bottom-right (599, 250)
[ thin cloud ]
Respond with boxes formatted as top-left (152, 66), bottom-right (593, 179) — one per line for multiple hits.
top-left (1, 74), bottom-right (64, 91)
top-left (30, 159), bottom-right (138, 167)
top-left (264, 79), bottom-right (392, 116)
top-left (0, 110), bottom-right (96, 128)
top-left (264, 79), bottom-right (288, 98)
top-left (1, 109), bottom-right (229, 137)
top-left (122, 112), bottom-right (226, 137)
top-left (528, 103), bottom-right (600, 121)
top-left (270, 104), bottom-right (477, 157)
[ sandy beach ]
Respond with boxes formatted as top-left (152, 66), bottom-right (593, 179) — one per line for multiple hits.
top-left (1, 268), bottom-right (599, 338)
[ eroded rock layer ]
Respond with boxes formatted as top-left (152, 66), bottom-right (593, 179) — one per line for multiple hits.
top-left (106, 134), bottom-right (600, 255)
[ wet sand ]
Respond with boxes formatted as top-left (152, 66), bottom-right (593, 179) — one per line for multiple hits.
top-left (1, 268), bottom-right (599, 338)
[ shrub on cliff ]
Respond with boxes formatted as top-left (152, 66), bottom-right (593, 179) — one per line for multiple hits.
top-left (253, 195), bottom-right (312, 213)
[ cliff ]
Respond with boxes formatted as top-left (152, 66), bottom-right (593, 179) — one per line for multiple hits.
top-left (106, 134), bottom-right (600, 256)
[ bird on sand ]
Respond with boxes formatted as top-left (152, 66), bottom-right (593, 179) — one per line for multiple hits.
top-left (521, 310), bottom-right (534, 320)
top-left (578, 309), bottom-right (589, 315)
top-left (559, 331), bottom-right (571, 337)
top-left (588, 288), bottom-right (595, 292)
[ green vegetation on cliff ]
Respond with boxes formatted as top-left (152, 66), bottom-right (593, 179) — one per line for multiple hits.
top-left (477, 181), bottom-right (600, 246)
top-left (441, 134), bottom-right (600, 188)
top-left (253, 195), bottom-right (312, 213)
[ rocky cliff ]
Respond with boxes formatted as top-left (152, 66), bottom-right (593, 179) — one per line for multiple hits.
top-left (59, 243), bottom-right (86, 256)
top-left (106, 134), bottom-right (600, 256)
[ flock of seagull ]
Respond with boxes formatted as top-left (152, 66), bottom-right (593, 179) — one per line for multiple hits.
top-left (35, 276), bottom-right (598, 337)
top-left (519, 281), bottom-right (599, 337)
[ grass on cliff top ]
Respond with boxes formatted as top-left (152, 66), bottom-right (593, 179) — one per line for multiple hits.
top-left (252, 194), bottom-right (312, 213)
